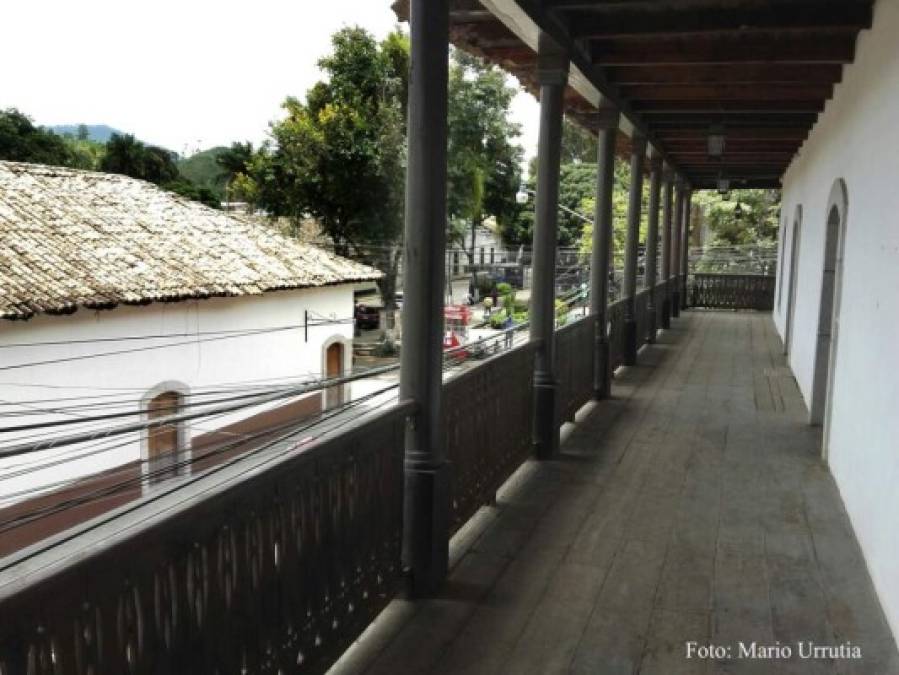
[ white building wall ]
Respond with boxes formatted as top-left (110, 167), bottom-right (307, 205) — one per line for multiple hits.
top-left (0, 285), bottom-right (355, 504)
top-left (777, 0), bottom-right (899, 640)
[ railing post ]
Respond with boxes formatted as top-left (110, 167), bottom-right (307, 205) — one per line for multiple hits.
top-left (400, 0), bottom-right (450, 597)
top-left (622, 135), bottom-right (647, 366)
top-left (531, 34), bottom-right (568, 460)
top-left (644, 154), bottom-right (663, 343)
top-left (671, 179), bottom-right (685, 318)
top-left (659, 165), bottom-right (674, 329)
top-left (590, 108), bottom-right (619, 399)
top-left (681, 187), bottom-right (693, 310)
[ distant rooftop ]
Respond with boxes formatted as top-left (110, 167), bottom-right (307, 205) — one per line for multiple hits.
top-left (0, 161), bottom-right (382, 321)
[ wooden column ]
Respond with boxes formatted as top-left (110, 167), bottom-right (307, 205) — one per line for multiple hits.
top-left (590, 109), bottom-right (619, 399)
top-left (399, 0), bottom-right (450, 597)
top-left (671, 179), bottom-right (685, 318)
top-left (659, 166), bottom-right (674, 329)
top-left (681, 188), bottom-right (693, 310)
top-left (530, 35), bottom-right (568, 460)
top-left (622, 135), bottom-right (647, 366)
top-left (644, 155), bottom-right (663, 343)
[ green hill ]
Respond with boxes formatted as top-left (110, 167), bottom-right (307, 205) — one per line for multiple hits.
top-left (177, 147), bottom-right (228, 200)
top-left (49, 124), bottom-right (124, 143)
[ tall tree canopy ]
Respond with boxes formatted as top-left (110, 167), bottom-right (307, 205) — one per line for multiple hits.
top-left (101, 133), bottom-right (219, 208)
top-left (247, 27), bottom-right (409, 308)
top-left (0, 109), bottom-right (75, 166)
top-left (446, 51), bottom-right (523, 258)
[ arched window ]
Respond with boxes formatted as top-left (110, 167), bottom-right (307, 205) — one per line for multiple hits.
top-left (143, 386), bottom-right (188, 483)
top-left (784, 206), bottom-right (802, 356)
top-left (324, 341), bottom-right (346, 409)
top-left (811, 180), bottom-right (849, 451)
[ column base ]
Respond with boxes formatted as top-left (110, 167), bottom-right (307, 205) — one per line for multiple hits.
top-left (647, 308), bottom-right (657, 344)
top-left (661, 298), bottom-right (671, 329)
top-left (533, 376), bottom-right (559, 460)
top-left (671, 290), bottom-right (681, 318)
top-left (623, 318), bottom-right (638, 366)
top-left (403, 461), bottom-right (450, 598)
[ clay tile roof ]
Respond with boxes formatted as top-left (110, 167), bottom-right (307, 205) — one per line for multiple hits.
top-left (0, 161), bottom-right (382, 320)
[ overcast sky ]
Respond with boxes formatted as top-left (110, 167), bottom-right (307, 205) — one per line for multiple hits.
top-left (2, 0), bottom-right (539, 161)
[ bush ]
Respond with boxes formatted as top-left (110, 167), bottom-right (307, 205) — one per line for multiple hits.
top-left (496, 282), bottom-right (512, 295)
top-left (373, 336), bottom-right (399, 358)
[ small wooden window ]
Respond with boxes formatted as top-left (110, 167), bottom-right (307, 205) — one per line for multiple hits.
top-left (146, 390), bottom-right (181, 481)
top-left (325, 343), bottom-right (344, 409)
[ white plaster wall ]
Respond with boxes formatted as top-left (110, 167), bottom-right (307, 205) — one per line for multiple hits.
top-left (0, 285), bottom-right (355, 504)
top-left (778, 0), bottom-right (899, 640)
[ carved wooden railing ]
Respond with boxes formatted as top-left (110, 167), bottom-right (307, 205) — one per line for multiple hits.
top-left (688, 273), bottom-right (776, 310)
top-left (556, 317), bottom-right (595, 423)
top-left (444, 343), bottom-right (536, 535)
top-left (0, 403), bottom-right (411, 675)
top-left (654, 280), bottom-right (668, 328)
top-left (635, 288), bottom-right (651, 346)
top-left (607, 298), bottom-right (626, 373)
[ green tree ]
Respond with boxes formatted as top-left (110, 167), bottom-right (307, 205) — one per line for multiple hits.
top-left (102, 133), bottom-right (219, 208)
top-left (579, 158), bottom-right (650, 269)
top-left (694, 189), bottom-right (780, 246)
top-left (76, 124), bottom-right (89, 141)
top-left (101, 133), bottom-right (180, 184)
top-left (215, 141), bottom-right (254, 203)
top-left (247, 27), bottom-right (410, 310)
top-left (0, 109), bottom-right (75, 166)
top-left (560, 117), bottom-right (597, 165)
top-left (447, 51), bottom-right (523, 264)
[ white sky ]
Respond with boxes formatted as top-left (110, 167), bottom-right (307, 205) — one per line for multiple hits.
top-left (1, 0), bottom-right (539, 161)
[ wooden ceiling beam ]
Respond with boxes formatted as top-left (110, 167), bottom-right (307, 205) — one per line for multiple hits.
top-left (590, 32), bottom-right (856, 65)
top-left (568, 4), bottom-right (872, 39)
top-left (604, 63), bottom-right (844, 86)
top-left (618, 84), bottom-right (833, 101)
top-left (635, 100), bottom-right (825, 113)
top-left (655, 127), bottom-right (809, 141)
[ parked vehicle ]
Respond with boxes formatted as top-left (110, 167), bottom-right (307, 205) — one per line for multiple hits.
top-left (354, 303), bottom-right (381, 329)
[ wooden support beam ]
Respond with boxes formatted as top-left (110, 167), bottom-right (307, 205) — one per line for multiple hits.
top-left (604, 63), bottom-right (845, 86)
top-left (635, 100), bottom-right (825, 113)
top-left (569, 5), bottom-right (872, 39)
top-left (618, 84), bottom-right (833, 101)
top-left (656, 128), bottom-right (809, 141)
top-left (647, 113), bottom-right (819, 128)
top-left (590, 32), bottom-right (857, 65)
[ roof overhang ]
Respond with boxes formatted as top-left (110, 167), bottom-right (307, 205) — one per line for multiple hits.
top-left (394, 0), bottom-right (874, 189)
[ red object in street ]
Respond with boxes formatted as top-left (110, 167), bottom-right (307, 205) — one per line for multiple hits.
top-left (443, 304), bottom-right (472, 352)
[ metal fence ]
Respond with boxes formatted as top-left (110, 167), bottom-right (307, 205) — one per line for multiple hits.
top-left (0, 403), bottom-right (410, 675)
top-left (688, 273), bottom-right (776, 310)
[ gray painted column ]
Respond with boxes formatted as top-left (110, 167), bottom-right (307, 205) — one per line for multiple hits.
top-left (530, 35), bottom-right (568, 460)
top-left (399, 0), bottom-right (450, 597)
top-left (644, 155), bottom-right (663, 343)
top-left (671, 179), bottom-right (685, 318)
top-left (681, 188), bottom-right (693, 310)
top-left (659, 166), bottom-right (674, 329)
top-left (622, 135), bottom-right (647, 366)
top-left (590, 109), bottom-right (620, 399)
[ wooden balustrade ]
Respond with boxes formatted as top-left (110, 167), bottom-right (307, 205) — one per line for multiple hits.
top-left (688, 273), bottom-right (776, 310)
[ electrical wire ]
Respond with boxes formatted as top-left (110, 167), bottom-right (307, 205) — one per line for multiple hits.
top-left (0, 384), bottom-right (402, 538)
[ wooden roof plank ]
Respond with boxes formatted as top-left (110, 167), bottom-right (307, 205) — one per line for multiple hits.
top-left (568, 4), bottom-right (872, 39)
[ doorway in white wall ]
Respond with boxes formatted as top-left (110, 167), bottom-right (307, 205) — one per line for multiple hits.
top-left (324, 341), bottom-right (345, 409)
top-left (784, 207), bottom-right (802, 356)
top-left (811, 181), bottom-right (848, 459)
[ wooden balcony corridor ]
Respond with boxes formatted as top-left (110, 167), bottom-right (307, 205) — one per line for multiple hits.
top-left (334, 311), bottom-right (898, 675)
